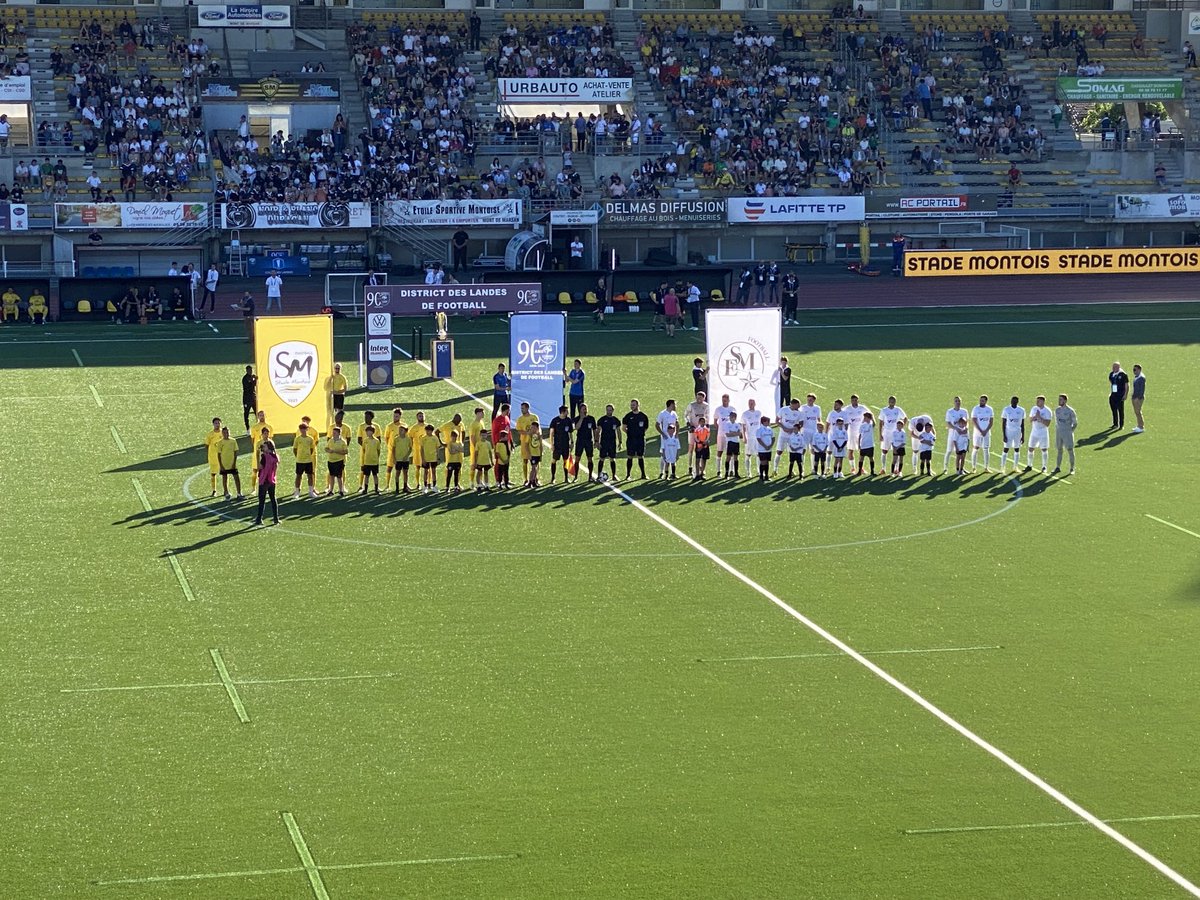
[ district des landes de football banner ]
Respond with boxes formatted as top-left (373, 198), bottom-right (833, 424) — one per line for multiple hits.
top-left (253, 315), bottom-right (334, 436)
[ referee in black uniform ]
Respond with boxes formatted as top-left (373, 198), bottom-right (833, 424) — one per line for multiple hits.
top-left (1108, 361), bottom-right (1129, 429)
top-left (241, 365), bottom-right (257, 431)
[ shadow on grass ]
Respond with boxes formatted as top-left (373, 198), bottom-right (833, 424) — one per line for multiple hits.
top-left (106, 446), bottom-right (201, 473)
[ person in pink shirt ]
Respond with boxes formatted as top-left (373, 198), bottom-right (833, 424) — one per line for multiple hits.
top-left (253, 439), bottom-right (280, 526)
top-left (662, 286), bottom-right (680, 338)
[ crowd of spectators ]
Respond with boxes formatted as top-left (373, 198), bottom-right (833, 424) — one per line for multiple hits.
top-left (484, 20), bottom-right (627, 80)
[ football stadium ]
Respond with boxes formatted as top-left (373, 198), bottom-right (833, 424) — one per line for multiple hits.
top-left (3, 2), bottom-right (1200, 898)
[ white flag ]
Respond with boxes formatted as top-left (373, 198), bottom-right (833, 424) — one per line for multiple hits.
top-left (705, 308), bottom-right (783, 420)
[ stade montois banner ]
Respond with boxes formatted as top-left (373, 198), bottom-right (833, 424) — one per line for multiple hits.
top-left (253, 315), bottom-right (334, 436)
top-left (705, 309), bottom-right (783, 416)
top-left (510, 313), bottom-right (567, 427)
top-left (220, 202), bottom-right (370, 230)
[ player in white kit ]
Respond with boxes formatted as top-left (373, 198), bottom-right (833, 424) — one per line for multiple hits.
top-left (844, 394), bottom-right (868, 470)
top-left (742, 398), bottom-right (760, 476)
top-left (798, 393), bottom-right (821, 472)
top-left (877, 396), bottom-right (906, 467)
top-left (944, 397), bottom-right (968, 474)
top-left (999, 396), bottom-right (1025, 473)
top-left (1026, 395), bottom-right (1052, 472)
top-left (970, 395), bottom-right (995, 473)
top-left (774, 398), bottom-right (804, 474)
top-left (908, 413), bottom-right (933, 474)
top-left (713, 393), bottom-right (737, 471)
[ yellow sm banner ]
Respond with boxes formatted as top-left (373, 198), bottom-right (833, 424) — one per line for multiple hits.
top-left (253, 314), bottom-right (334, 436)
top-left (904, 247), bottom-right (1200, 277)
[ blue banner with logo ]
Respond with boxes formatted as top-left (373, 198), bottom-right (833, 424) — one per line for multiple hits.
top-left (247, 251), bottom-right (310, 276)
top-left (509, 313), bottom-right (566, 427)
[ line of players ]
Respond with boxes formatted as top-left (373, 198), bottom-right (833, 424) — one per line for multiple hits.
top-left (205, 388), bottom-right (1079, 502)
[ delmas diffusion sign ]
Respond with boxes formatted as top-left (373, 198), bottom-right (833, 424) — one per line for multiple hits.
top-left (497, 78), bottom-right (633, 104)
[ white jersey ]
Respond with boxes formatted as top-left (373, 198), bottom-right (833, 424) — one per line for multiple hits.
top-left (945, 407), bottom-right (969, 435)
top-left (889, 428), bottom-right (907, 450)
top-left (1029, 405), bottom-right (1052, 434)
top-left (799, 403), bottom-right (822, 433)
top-left (909, 414), bottom-right (933, 449)
top-left (754, 425), bottom-right (775, 451)
top-left (811, 432), bottom-right (830, 453)
top-left (844, 403), bottom-right (868, 429)
top-left (684, 401), bottom-right (709, 428)
top-left (713, 404), bottom-right (737, 426)
top-left (878, 405), bottom-right (906, 440)
top-left (1002, 406), bottom-right (1026, 438)
top-left (971, 405), bottom-right (995, 435)
top-left (660, 435), bottom-right (681, 464)
top-left (656, 409), bottom-right (678, 436)
top-left (825, 407), bottom-right (846, 429)
top-left (786, 430), bottom-right (809, 453)
top-left (722, 420), bottom-right (743, 444)
top-left (858, 422), bottom-right (875, 450)
top-left (829, 427), bottom-right (849, 455)
top-left (778, 406), bottom-right (803, 433)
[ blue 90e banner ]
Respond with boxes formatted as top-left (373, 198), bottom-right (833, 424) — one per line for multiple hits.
top-left (509, 313), bottom-right (566, 427)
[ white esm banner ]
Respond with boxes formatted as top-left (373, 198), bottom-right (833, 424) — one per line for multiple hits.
top-left (704, 308), bottom-right (783, 418)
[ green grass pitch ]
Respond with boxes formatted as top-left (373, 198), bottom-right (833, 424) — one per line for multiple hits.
top-left (2, 301), bottom-right (1199, 899)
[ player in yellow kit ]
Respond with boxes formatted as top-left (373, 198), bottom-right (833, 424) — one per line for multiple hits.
top-left (292, 423), bottom-right (318, 499)
top-left (327, 362), bottom-right (348, 414)
top-left (248, 411), bottom-right (273, 480)
top-left (407, 412), bottom-right (428, 469)
top-left (445, 430), bottom-right (465, 492)
top-left (473, 430), bottom-right (494, 491)
top-left (356, 410), bottom-right (382, 491)
top-left (1, 286), bottom-right (20, 322)
top-left (468, 407), bottom-right (487, 467)
top-left (382, 407), bottom-right (406, 490)
top-left (419, 424), bottom-right (442, 494)
top-left (324, 410), bottom-right (351, 492)
top-left (359, 424), bottom-right (382, 494)
top-left (514, 402), bottom-right (536, 486)
top-left (324, 427), bottom-right (349, 496)
top-left (526, 421), bottom-right (543, 488)
top-left (204, 417), bottom-right (224, 496)
top-left (494, 431), bottom-right (512, 488)
top-left (28, 288), bottom-right (48, 325)
top-left (215, 426), bottom-right (243, 500)
top-left (390, 427), bottom-right (414, 494)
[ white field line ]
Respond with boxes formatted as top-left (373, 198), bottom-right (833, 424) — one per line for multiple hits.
top-left (282, 812), bottom-right (332, 900)
top-left (700, 645), bottom-right (1002, 663)
top-left (2, 312), bottom-right (1198, 347)
top-left (598, 478), bottom-right (1200, 898)
top-left (109, 425), bottom-right (126, 454)
top-left (88, 384), bottom-right (104, 408)
top-left (797, 376), bottom-right (827, 390)
top-left (131, 478), bottom-right (152, 512)
top-left (71, 348), bottom-right (83, 367)
top-left (209, 649), bottom-right (251, 724)
top-left (61, 672), bottom-right (395, 694)
top-left (393, 342), bottom-right (489, 405)
top-left (92, 853), bottom-right (518, 887)
top-left (905, 813), bottom-right (1200, 837)
top-left (165, 550), bottom-right (196, 602)
top-left (207, 322), bottom-right (220, 334)
top-left (1145, 515), bottom-right (1200, 541)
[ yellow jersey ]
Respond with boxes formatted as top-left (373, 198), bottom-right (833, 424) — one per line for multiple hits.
top-left (205, 428), bottom-right (223, 469)
top-left (495, 442), bottom-right (511, 465)
top-left (361, 435), bottom-right (382, 466)
top-left (447, 441), bottom-right (465, 464)
top-left (327, 423), bottom-right (351, 442)
top-left (292, 433), bottom-right (316, 463)
top-left (391, 433), bottom-right (413, 463)
top-left (325, 436), bottom-right (348, 463)
top-left (528, 433), bottom-right (544, 457)
top-left (419, 434), bottom-right (441, 463)
top-left (468, 419), bottom-right (485, 462)
top-left (28, 291), bottom-right (47, 311)
top-left (216, 437), bottom-right (238, 470)
top-left (1, 289), bottom-right (19, 310)
top-left (357, 422), bottom-right (381, 459)
top-left (439, 420), bottom-right (465, 447)
top-left (384, 418), bottom-right (405, 446)
top-left (249, 420), bottom-right (273, 446)
top-left (407, 422), bottom-right (428, 466)
top-left (515, 413), bottom-right (536, 447)
top-left (474, 441), bottom-right (494, 467)
top-left (328, 372), bottom-right (348, 394)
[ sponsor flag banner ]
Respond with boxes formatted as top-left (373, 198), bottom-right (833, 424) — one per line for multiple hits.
top-left (363, 288), bottom-right (395, 390)
top-left (728, 197), bottom-right (865, 224)
top-left (382, 200), bottom-right (522, 228)
top-left (0, 76), bottom-right (31, 102)
top-left (197, 5), bottom-right (292, 27)
top-left (1114, 193), bottom-right (1200, 220)
top-left (220, 202), bottom-right (370, 229)
top-left (904, 248), bottom-right (1200, 277)
top-left (498, 78), bottom-right (633, 104)
top-left (1190, 11), bottom-right (1200, 34)
top-left (201, 77), bottom-right (338, 100)
top-left (1056, 77), bottom-right (1182, 101)
top-left (865, 192), bottom-right (996, 219)
top-left (54, 202), bottom-right (209, 229)
top-left (253, 314), bottom-right (334, 435)
top-left (363, 283), bottom-right (542, 317)
top-left (0, 202), bottom-right (29, 231)
top-left (603, 198), bottom-right (726, 227)
top-left (510, 312), bottom-right (566, 427)
top-left (705, 308), bottom-right (783, 417)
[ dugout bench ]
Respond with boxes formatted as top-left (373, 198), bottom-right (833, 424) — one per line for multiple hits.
top-left (784, 243), bottom-right (826, 264)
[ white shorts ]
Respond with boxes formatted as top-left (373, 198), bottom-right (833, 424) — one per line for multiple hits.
top-left (1028, 429), bottom-right (1049, 450)
top-left (716, 429), bottom-right (728, 452)
top-left (847, 425), bottom-right (862, 452)
top-left (1003, 432), bottom-right (1023, 449)
top-left (775, 430), bottom-right (792, 451)
top-left (973, 431), bottom-right (991, 449)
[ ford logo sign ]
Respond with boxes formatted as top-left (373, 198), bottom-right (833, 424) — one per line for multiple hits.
top-left (200, 10), bottom-right (224, 20)
top-left (265, 11), bottom-right (287, 20)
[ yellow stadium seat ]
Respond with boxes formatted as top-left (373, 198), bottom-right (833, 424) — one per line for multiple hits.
top-left (557, 291), bottom-right (572, 306)
top-left (77, 299), bottom-right (92, 314)
top-left (710, 288), bottom-right (725, 303)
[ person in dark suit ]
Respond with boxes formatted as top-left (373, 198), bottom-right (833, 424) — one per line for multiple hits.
top-left (1108, 361), bottom-right (1129, 429)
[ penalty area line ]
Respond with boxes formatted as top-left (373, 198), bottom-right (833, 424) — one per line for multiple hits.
top-left (131, 478), bottom-right (153, 512)
top-left (165, 550), bottom-right (196, 602)
top-left (88, 384), bottom-right (104, 408)
top-left (905, 812), bottom-right (1200, 837)
top-left (282, 812), bottom-right (331, 900)
top-left (209, 649), bottom-right (251, 724)
top-left (599, 479), bottom-right (1200, 898)
top-left (1146, 514), bottom-right (1200, 541)
top-left (109, 425), bottom-right (127, 454)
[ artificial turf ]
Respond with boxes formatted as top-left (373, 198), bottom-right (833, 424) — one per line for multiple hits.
top-left (2, 301), bottom-right (1198, 899)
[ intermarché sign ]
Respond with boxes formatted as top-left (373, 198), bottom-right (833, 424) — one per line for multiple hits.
top-left (1056, 77), bottom-right (1183, 101)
